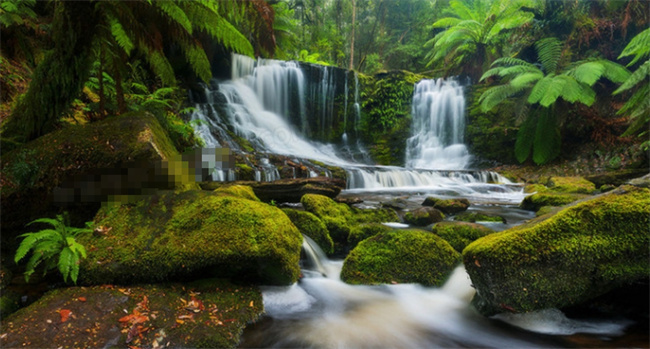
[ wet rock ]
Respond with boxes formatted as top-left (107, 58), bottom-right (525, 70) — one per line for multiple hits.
top-left (585, 169), bottom-right (649, 188)
top-left (201, 177), bottom-right (346, 203)
top-left (463, 185), bottom-right (650, 316)
top-left (381, 198), bottom-right (409, 210)
top-left (282, 208), bottom-right (334, 254)
top-left (403, 207), bottom-right (445, 226)
top-left (1, 279), bottom-right (263, 348)
top-left (453, 212), bottom-right (506, 224)
top-left (627, 173), bottom-right (650, 188)
top-left (520, 192), bottom-right (589, 211)
top-left (421, 197), bottom-right (470, 215)
top-left (78, 190), bottom-right (302, 286)
top-left (341, 230), bottom-right (460, 286)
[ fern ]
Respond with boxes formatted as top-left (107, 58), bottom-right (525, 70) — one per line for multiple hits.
top-left (15, 214), bottom-right (92, 284)
top-left (480, 84), bottom-right (527, 112)
top-left (532, 110), bottom-right (561, 165)
top-left (571, 61), bottom-right (606, 86)
top-left (614, 60), bottom-right (649, 94)
top-left (618, 28), bottom-right (650, 66)
top-left (515, 113), bottom-right (537, 163)
top-left (535, 37), bottom-right (562, 74)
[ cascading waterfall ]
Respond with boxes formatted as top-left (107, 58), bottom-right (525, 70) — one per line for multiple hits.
top-left (406, 78), bottom-right (471, 170)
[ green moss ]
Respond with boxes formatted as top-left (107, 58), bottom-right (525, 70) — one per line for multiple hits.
top-left (547, 176), bottom-right (596, 194)
top-left (432, 221), bottom-right (495, 253)
top-left (520, 192), bottom-right (589, 211)
top-left (282, 208), bottom-right (334, 254)
top-left (301, 194), bottom-right (399, 244)
top-left (214, 185), bottom-right (260, 202)
top-left (1, 279), bottom-right (262, 348)
top-left (421, 197), bottom-right (470, 214)
top-left (463, 186), bottom-right (650, 315)
top-left (524, 184), bottom-right (549, 194)
top-left (79, 190), bottom-right (302, 285)
top-left (235, 164), bottom-right (255, 181)
top-left (0, 289), bottom-right (21, 319)
top-left (535, 206), bottom-right (556, 217)
top-left (341, 230), bottom-right (460, 286)
top-left (454, 212), bottom-right (506, 223)
top-left (348, 223), bottom-right (393, 249)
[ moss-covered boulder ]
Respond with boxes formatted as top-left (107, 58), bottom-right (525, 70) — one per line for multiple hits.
top-left (1, 279), bottom-right (263, 348)
top-left (585, 168), bottom-right (649, 188)
top-left (454, 212), bottom-right (506, 223)
top-left (546, 176), bottom-right (596, 194)
top-left (404, 207), bottom-right (445, 226)
top-left (341, 230), bottom-right (460, 286)
top-left (432, 221), bottom-right (495, 253)
top-left (213, 185), bottom-right (260, 202)
top-left (301, 194), bottom-right (399, 244)
top-left (0, 112), bottom-right (187, 240)
top-left (421, 197), bottom-right (470, 215)
top-left (347, 223), bottom-right (394, 249)
top-left (463, 186), bottom-right (650, 316)
top-left (520, 192), bottom-right (589, 211)
top-left (282, 208), bottom-right (334, 254)
top-left (78, 190), bottom-right (302, 285)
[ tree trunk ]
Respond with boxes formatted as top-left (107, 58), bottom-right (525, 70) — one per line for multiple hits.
top-left (349, 0), bottom-right (356, 70)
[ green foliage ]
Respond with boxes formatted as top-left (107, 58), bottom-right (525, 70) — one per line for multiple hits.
top-left (0, 0), bottom-right (36, 28)
top-left (14, 213), bottom-right (92, 284)
top-left (3, 148), bottom-right (38, 187)
top-left (614, 28), bottom-right (650, 150)
top-left (425, 0), bottom-right (540, 79)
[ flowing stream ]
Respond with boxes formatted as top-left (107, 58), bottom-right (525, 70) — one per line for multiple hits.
top-left (189, 54), bottom-right (643, 347)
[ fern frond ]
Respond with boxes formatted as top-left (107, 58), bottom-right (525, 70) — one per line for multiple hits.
top-left (614, 60), bottom-right (649, 94)
top-left (491, 56), bottom-right (535, 68)
top-left (535, 37), bottom-right (562, 74)
top-left (14, 230), bottom-right (59, 262)
top-left (27, 216), bottom-right (64, 230)
top-left (480, 67), bottom-right (505, 81)
top-left (153, 1), bottom-right (192, 35)
top-left (178, 38), bottom-right (211, 83)
top-left (479, 84), bottom-right (527, 112)
top-left (486, 11), bottom-right (534, 41)
top-left (599, 60), bottom-right (631, 84)
top-left (498, 65), bottom-right (541, 78)
top-left (449, 0), bottom-right (477, 21)
top-left (539, 76), bottom-right (567, 107)
top-left (58, 247), bottom-right (75, 284)
top-left (570, 61), bottom-right (605, 86)
top-left (432, 17), bottom-right (462, 28)
top-left (510, 72), bottom-right (544, 88)
top-left (527, 75), bottom-right (554, 105)
top-left (107, 15), bottom-right (134, 55)
top-left (141, 44), bottom-right (176, 85)
top-left (515, 113), bottom-right (537, 163)
top-left (532, 110), bottom-right (561, 165)
top-left (618, 28), bottom-right (650, 66)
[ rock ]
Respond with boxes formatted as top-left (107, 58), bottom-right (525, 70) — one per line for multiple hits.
top-left (334, 197), bottom-right (364, 205)
top-left (301, 194), bottom-right (399, 246)
top-left (404, 207), bottom-right (445, 226)
top-left (381, 198), bottom-right (408, 210)
top-left (520, 192), bottom-right (589, 211)
top-left (627, 173), bottom-right (650, 188)
top-left (78, 190), bottom-right (302, 286)
top-left (200, 177), bottom-right (346, 203)
top-left (463, 185), bottom-right (650, 316)
top-left (535, 206), bottom-right (557, 217)
top-left (0, 112), bottom-right (189, 240)
top-left (347, 223), bottom-right (394, 249)
top-left (421, 197), bottom-right (470, 214)
top-left (282, 208), bottom-right (334, 254)
top-left (1, 279), bottom-right (263, 348)
top-left (213, 184), bottom-right (260, 202)
top-left (546, 176), bottom-right (596, 194)
top-left (341, 230), bottom-right (460, 286)
top-left (432, 221), bottom-right (495, 253)
top-left (586, 169), bottom-right (649, 188)
top-left (453, 212), bottom-right (506, 224)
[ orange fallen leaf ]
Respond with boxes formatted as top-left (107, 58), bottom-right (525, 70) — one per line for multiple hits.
top-left (249, 301), bottom-right (254, 307)
top-left (78, 297), bottom-right (87, 302)
top-left (58, 309), bottom-right (72, 323)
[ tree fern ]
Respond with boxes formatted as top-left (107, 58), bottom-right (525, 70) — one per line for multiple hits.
top-left (532, 110), bottom-right (561, 165)
top-left (618, 28), bottom-right (650, 66)
top-left (514, 113), bottom-right (537, 163)
top-left (535, 37), bottom-right (562, 74)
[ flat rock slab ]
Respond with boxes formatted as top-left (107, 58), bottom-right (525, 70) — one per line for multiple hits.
top-left (201, 177), bottom-right (346, 203)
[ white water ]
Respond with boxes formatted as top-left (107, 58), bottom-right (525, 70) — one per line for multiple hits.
top-left (406, 78), bottom-right (471, 170)
top-left (249, 237), bottom-right (632, 348)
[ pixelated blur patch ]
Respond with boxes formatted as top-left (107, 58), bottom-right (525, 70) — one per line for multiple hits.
top-left (53, 148), bottom-right (233, 205)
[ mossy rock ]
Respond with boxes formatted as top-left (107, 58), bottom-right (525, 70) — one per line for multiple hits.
top-left (235, 164), bottom-right (255, 181)
top-left (282, 208), bottom-right (334, 254)
top-left (348, 223), bottom-right (394, 249)
top-left (0, 288), bottom-right (21, 319)
top-left (432, 221), bottom-right (495, 253)
top-left (1, 279), bottom-right (263, 348)
top-left (535, 206), bottom-right (557, 217)
top-left (520, 192), bottom-right (589, 211)
top-left (454, 212), bottom-right (506, 224)
top-left (301, 194), bottom-right (398, 244)
top-left (547, 176), bottom-right (596, 194)
top-left (404, 207), bottom-right (445, 226)
top-left (214, 185), bottom-right (260, 202)
top-left (586, 169), bottom-right (650, 188)
top-left (0, 112), bottom-right (187, 239)
top-left (421, 197), bottom-right (470, 215)
top-left (463, 186), bottom-right (650, 316)
top-left (78, 190), bottom-right (302, 285)
top-left (341, 230), bottom-right (460, 286)
top-left (524, 184), bottom-right (548, 194)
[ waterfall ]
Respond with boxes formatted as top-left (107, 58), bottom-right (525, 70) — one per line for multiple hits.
top-left (406, 78), bottom-right (471, 170)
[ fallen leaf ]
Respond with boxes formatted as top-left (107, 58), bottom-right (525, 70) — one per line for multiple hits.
top-left (58, 309), bottom-right (72, 323)
top-left (249, 301), bottom-right (254, 307)
top-left (474, 259), bottom-right (481, 267)
top-left (78, 297), bottom-right (87, 302)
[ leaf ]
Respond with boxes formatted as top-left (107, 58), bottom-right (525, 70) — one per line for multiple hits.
top-left (58, 309), bottom-right (72, 323)
top-left (532, 110), bottom-right (561, 165)
top-left (515, 113), bottom-right (537, 163)
top-left (58, 248), bottom-right (75, 283)
top-left (571, 61), bottom-right (605, 86)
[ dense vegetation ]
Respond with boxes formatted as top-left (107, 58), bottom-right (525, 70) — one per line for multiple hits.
top-left (1, 0), bottom-right (648, 163)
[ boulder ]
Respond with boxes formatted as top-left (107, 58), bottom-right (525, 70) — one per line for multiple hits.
top-left (421, 197), bottom-right (470, 214)
top-left (381, 198), bottom-right (409, 210)
top-left (301, 194), bottom-right (399, 245)
top-left (453, 212), bottom-right (506, 224)
top-left (546, 176), bottom-right (596, 194)
top-left (347, 223), bottom-right (394, 249)
top-left (282, 208), bottom-right (334, 254)
top-left (463, 186), bottom-right (650, 316)
top-left (432, 221), bottom-right (495, 253)
top-left (341, 230), bottom-right (460, 286)
top-left (404, 207), bottom-right (445, 226)
top-left (585, 169), bottom-right (649, 188)
top-left (1, 279), bottom-right (263, 348)
top-left (520, 192), bottom-right (589, 211)
top-left (78, 190), bottom-right (302, 286)
top-left (0, 112), bottom-right (187, 240)
top-left (213, 184), bottom-right (260, 202)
